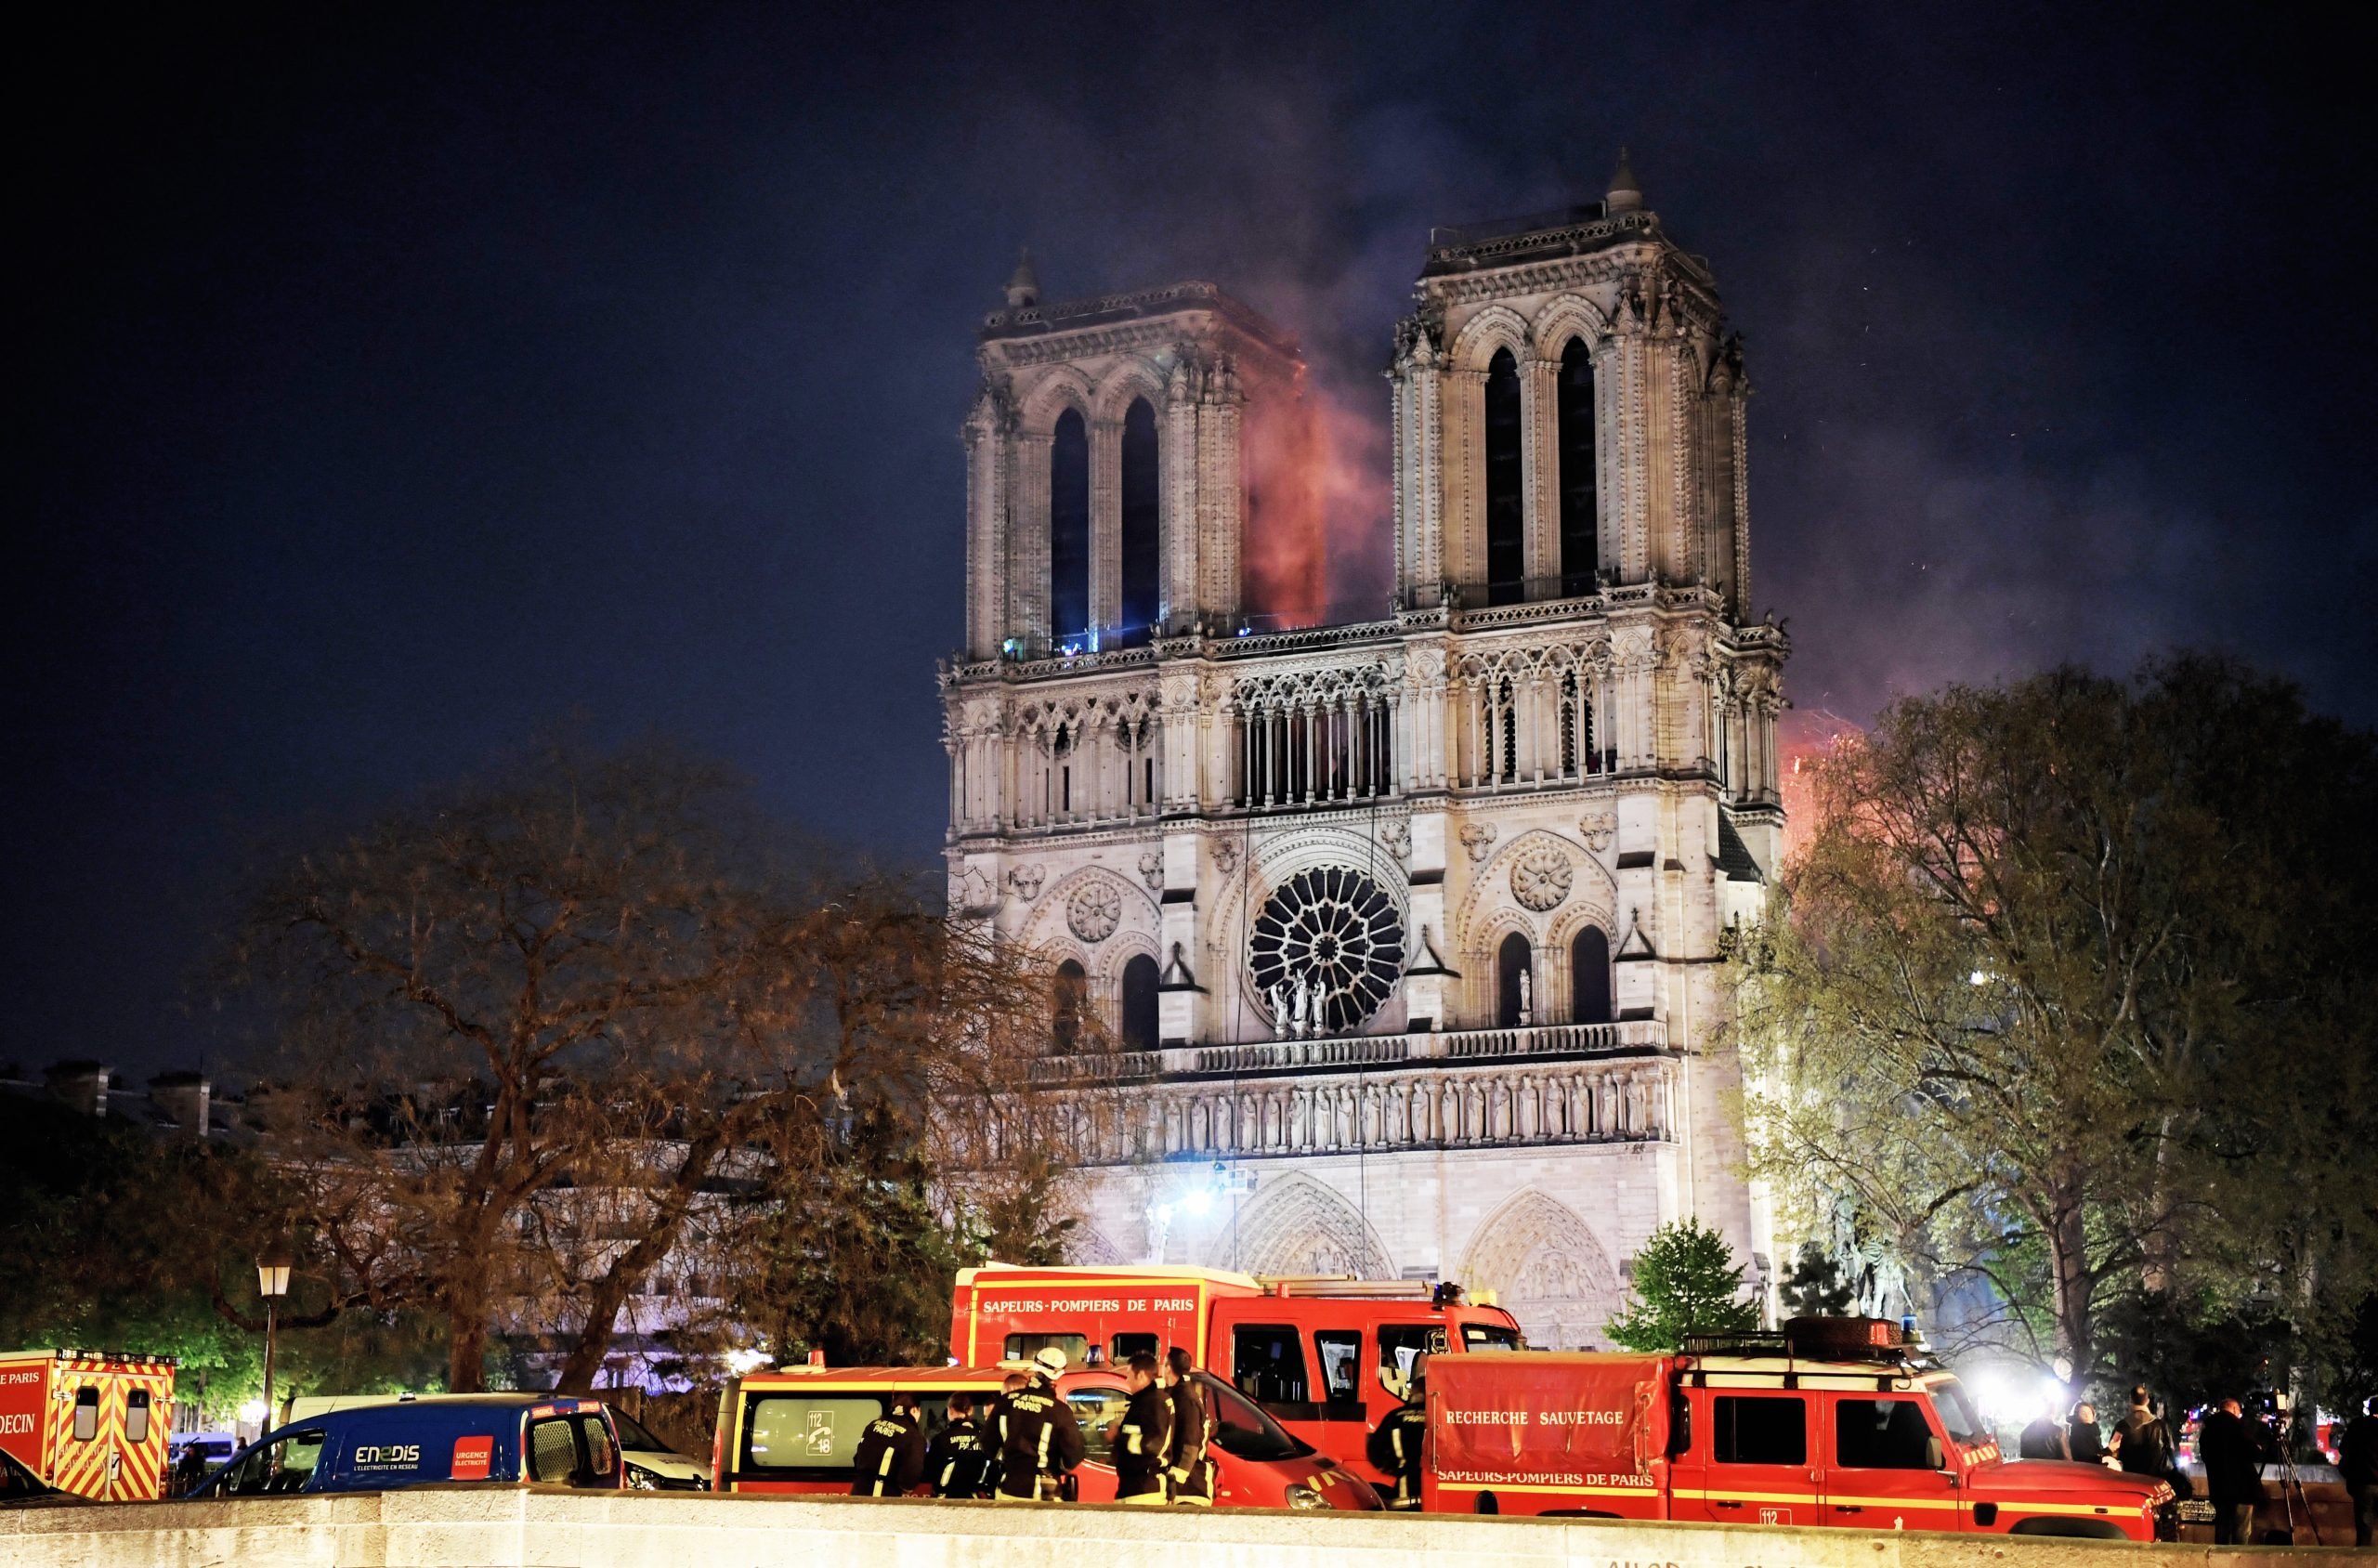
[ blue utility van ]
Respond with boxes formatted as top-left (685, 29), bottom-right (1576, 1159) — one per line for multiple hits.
top-left (191, 1395), bottom-right (624, 1496)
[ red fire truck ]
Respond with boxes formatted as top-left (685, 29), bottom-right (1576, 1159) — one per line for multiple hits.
top-left (711, 1364), bottom-right (1378, 1509)
top-left (0, 1350), bottom-right (176, 1501)
top-left (948, 1262), bottom-right (1522, 1486)
top-left (1421, 1319), bottom-right (2175, 1540)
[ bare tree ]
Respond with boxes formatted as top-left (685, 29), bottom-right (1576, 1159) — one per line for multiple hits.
top-left (224, 739), bottom-right (1076, 1391)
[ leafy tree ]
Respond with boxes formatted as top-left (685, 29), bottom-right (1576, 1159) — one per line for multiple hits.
top-left (1604, 1218), bottom-right (1758, 1351)
top-left (1780, 1241), bottom-right (1857, 1319)
top-left (1731, 655), bottom-right (2378, 1385)
top-left (728, 1099), bottom-right (973, 1365)
top-left (0, 1092), bottom-right (437, 1422)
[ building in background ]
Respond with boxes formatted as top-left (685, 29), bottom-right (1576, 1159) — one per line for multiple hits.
top-left (940, 158), bottom-right (1787, 1346)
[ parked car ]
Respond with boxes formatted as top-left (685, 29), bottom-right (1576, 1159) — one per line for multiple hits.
top-left (189, 1395), bottom-right (625, 1496)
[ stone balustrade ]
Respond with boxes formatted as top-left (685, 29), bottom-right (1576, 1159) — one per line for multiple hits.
top-left (1026, 1018), bottom-right (1665, 1085)
top-left (1039, 1052), bottom-right (1676, 1168)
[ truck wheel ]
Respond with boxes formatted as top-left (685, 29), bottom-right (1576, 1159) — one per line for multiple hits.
top-left (1475, 1491), bottom-right (1499, 1514)
top-left (2008, 1518), bottom-right (2125, 1539)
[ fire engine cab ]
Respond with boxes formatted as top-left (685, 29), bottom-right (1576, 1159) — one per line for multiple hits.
top-left (948, 1262), bottom-right (1522, 1485)
top-left (0, 1349), bottom-right (176, 1502)
top-left (1423, 1318), bottom-right (2175, 1540)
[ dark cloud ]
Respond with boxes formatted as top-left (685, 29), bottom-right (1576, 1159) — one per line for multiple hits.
top-left (9, 2), bottom-right (2371, 1074)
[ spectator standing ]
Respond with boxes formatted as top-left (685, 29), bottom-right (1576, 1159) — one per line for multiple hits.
top-left (2339, 1395), bottom-right (2378, 1548)
top-left (2115, 1384), bottom-right (2184, 1495)
top-left (2197, 1397), bottom-right (2265, 1546)
top-left (2019, 1407), bottom-right (2070, 1460)
top-left (2066, 1401), bottom-right (2106, 1465)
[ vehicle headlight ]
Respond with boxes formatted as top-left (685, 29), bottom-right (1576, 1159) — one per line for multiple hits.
top-left (1285, 1483), bottom-right (1326, 1510)
top-left (629, 1466), bottom-right (660, 1490)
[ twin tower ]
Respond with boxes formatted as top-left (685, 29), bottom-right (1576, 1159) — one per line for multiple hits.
top-left (940, 159), bottom-right (1788, 1341)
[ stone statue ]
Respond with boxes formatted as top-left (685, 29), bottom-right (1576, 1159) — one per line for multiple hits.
top-left (1517, 967), bottom-right (1534, 1026)
top-left (1270, 982), bottom-right (1290, 1039)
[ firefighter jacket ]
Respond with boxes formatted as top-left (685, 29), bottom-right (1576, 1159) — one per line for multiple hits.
top-left (1114, 1383), bottom-right (1173, 1499)
top-left (924, 1416), bottom-right (991, 1497)
top-left (849, 1407), bottom-right (926, 1497)
top-left (1367, 1398), bottom-right (1427, 1509)
top-left (994, 1375), bottom-right (1085, 1499)
top-left (1166, 1378), bottom-right (1216, 1500)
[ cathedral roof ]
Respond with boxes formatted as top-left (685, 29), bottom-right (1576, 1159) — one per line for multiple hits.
top-left (980, 279), bottom-right (1296, 356)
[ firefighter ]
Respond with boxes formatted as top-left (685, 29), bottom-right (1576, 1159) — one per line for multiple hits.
top-left (849, 1392), bottom-right (927, 1497)
top-left (1367, 1352), bottom-right (1429, 1510)
top-left (925, 1392), bottom-right (993, 1498)
top-left (978, 1370), bottom-right (1027, 1500)
top-left (1164, 1346), bottom-right (1216, 1506)
top-left (1113, 1352), bottom-right (1172, 1505)
top-left (993, 1347), bottom-right (1085, 1501)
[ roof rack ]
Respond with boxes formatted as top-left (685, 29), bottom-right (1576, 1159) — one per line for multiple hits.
top-left (1259, 1276), bottom-right (1433, 1300)
top-left (1682, 1316), bottom-right (1929, 1367)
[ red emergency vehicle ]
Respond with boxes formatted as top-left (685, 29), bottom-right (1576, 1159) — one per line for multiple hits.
top-left (711, 1364), bottom-right (1378, 1509)
top-left (0, 1350), bottom-right (176, 1501)
top-left (948, 1262), bottom-right (1523, 1487)
top-left (1421, 1319), bottom-right (2175, 1540)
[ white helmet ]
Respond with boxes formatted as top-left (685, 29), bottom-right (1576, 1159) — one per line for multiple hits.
top-left (1033, 1346), bottom-right (1070, 1378)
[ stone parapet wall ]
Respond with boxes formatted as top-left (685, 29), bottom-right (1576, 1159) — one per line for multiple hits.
top-left (0, 1490), bottom-right (2337, 1568)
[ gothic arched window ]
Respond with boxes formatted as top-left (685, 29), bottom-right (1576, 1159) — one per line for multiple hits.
top-left (1557, 336), bottom-right (1597, 596)
top-left (1051, 409), bottom-right (1091, 643)
top-left (1052, 958), bottom-right (1088, 1054)
top-left (1119, 398), bottom-right (1160, 644)
top-left (1572, 926), bottom-right (1613, 1025)
top-left (1483, 347), bottom-right (1524, 605)
top-left (1496, 931), bottom-right (1533, 1028)
top-left (1119, 952), bottom-right (1159, 1052)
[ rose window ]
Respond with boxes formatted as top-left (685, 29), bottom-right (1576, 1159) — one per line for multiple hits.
top-left (1248, 867), bottom-right (1405, 1032)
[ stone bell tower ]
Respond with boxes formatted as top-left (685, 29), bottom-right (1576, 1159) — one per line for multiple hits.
top-left (958, 262), bottom-right (1318, 662)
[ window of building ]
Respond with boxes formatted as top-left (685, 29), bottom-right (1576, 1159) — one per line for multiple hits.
top-left (1120, 953), bottom-right (1159, 1052)
top-left (1835, 1399), bottom-right (1938, 1470)
top-left (1572, 926), bottom-right (1613, 1024)
top-left (1119, 398), bottom-right (1160, 642)
top-left (1714, 1395), bottom-right (1807, 1465)
top-left (1496, 932), bottom-right (1532, 1027)
top-left (1051, 408), bottom-right (1091, 641)
top-left (1483, 347), bottom-right (1524, 604)
top-left (1052, 960), bottom-right (1088, 1054)
top-left (1558, 336), bottom-right (1597, 595)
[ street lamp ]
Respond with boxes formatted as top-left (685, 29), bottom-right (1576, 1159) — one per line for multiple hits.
top-left (256, 1245), bottom-right (293, 1431)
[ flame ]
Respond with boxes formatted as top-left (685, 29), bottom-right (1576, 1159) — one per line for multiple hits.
top-left (1240, 378), bottom-right (1389, 630)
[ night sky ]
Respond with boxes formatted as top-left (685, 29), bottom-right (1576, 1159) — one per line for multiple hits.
top-left (15, 5), bottom-right (2373, 1078)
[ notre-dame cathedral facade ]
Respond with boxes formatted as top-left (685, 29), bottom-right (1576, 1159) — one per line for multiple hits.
top-left (940, 162), bottom-right (1786, 1347)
